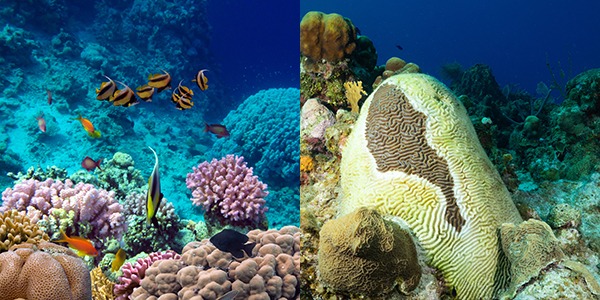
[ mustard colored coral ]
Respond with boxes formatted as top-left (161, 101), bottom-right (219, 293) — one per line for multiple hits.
top-left (300, 155), bottom-right (315, 172)
top-left (343, 80), bottom-right (367, 113)
top-left (318, 207), bottom-right (421, 296)
top-left (0, 210), bottom-right (48, 251)
top-left (90, 267), bottom-right (115, 300)
top-left (339, 73), bottom-right (523, 299)
top-left (300, 11), bottom-right (357, 62)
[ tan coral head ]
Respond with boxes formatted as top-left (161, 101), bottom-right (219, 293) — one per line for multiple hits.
top-left (339, 73), bottom-right (523, 299)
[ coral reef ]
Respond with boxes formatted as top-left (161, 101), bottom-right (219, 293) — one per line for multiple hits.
top-left (94, 152), bottom-right (146, 201)
top-left (186, 155), bottom-right (268, 229)
top-left (565, 68), bottom-right (600, 114)
top-left (121, 193), bottom-right (183, 254)
top-left (300, 11), bottom-right (357, 62)
top-left (0, 241), bottom-right (91, 300)
top-left (209, 88), bottom-right (300, 189)
top-left (0, 179), bottom-right (126, 249)
top-left (130, 226), bottom-right (300, 300)
top-left (338, 73), bottom-right (522, 299)
top-left (300, 98), bottom-right (336, 154)
top-left (371, 56), bottom-right (420, 89)
top-left (548, 203), bottom-right (581, 229)
top-left (318, 207), bottom-right (421, 296)
top-left (500, 219), bottom-right (565, 297)
top-left (91, 266), bottom-right (115, 300)
top-left (6, 165), bottom-right (68, 183)
top-left (0, 210), bottom-right (48, 251)
top-left (114, 250), bottom-right (181, 300)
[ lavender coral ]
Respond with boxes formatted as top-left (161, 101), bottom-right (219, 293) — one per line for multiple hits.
top-left (186, 155), bottom-right (268, 228)
top-left (0, 178), bottom-right (126, 248)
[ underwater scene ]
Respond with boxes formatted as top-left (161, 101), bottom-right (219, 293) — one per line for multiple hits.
top-left (300, 1), bottom-right (600, 300)
top-left (0, 0), bottom-right (300, 299)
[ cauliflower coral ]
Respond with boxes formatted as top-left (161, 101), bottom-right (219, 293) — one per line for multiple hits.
top-left (186, 155), bottom-right (268, 228)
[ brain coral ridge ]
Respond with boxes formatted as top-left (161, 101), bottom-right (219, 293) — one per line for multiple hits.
top-left (130, 226), bottom-right (300, 300)
top-left (339, 73), bottom-right (523, 299)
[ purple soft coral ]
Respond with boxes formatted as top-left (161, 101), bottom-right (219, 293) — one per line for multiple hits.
top-left (186, 155), bottom-right (268, 228)
top-left (0, 178), bottom-right (126, 243)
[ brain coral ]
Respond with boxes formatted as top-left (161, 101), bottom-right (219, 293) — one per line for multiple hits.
top-left (300, 11), bottom-right (357, 62)
top-left (318, 207), bottom-right (421, 295)
top-left (0, 241), bottom-right (91, 300)
top-left (209, 88), bottom-right (299, 189)
top-left (339, 73), bottom-right (523, 299)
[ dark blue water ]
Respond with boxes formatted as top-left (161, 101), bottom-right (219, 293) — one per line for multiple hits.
top-left (209, 0), bottom-right (299, 117)
top-left (301, 0), bottom-right (600, 97)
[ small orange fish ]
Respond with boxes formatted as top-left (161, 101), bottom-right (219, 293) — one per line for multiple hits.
top-left (171, 89), bottom-right (194, 110)
top-left (96, 75), bottom-right (117, 100)
top-left (147, 70), bottom-right (172, 92)
top-left (54, 229), bottom-right (98, 257)
top-left (111, 248), bottom-right (126, 272)
top-left (36, 114), bottom-right (46, 133)
top-left (193, 69), bottom-right (209, 91)
top-left (136, 84), bottom-right (155, 102)
top-left (74, 115), bottom-right (101, 138)
top-left (81, 156), bottom-right (103, 171)
top-left (204, 122), bottom-right (229, 138)
top-left (46, 89), bottom-right (52, 105)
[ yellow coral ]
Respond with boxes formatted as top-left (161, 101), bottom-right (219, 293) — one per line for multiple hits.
top-left (90, 267), bottom-right (115, 300)
top-left (343, 81), bottom-right (366, 113)
top-left (0, 210), bottom-right (48, 251)
top-left (300, 155), bottom-right (315, 172)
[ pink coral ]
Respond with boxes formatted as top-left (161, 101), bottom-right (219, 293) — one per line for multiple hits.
top-left (131, 226), bottom-right (301, 300)
top-left (0, 179), bottom-right (125, 243)
top-left (186, 155), bottom-right (268, 227)
top-left (114, 250), bottom-right (181, 300)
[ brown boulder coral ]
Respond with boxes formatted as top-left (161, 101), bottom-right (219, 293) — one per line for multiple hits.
top-left (318, 207), bottom-right (421, 296)
top-left (300, 11), bottom-right (357, 62)
top-left (0, 241), bottom-right (91, 300)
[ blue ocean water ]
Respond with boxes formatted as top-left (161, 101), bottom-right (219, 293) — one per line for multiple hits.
top-left (301, 0), bottom-right (600, 97)
top-left (0, 0), bottom-right (299, 231)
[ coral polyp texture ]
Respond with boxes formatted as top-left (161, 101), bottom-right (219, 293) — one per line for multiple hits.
top-left (339, 73), bottom-right (523, 299)
top-left (300, 11), bottom-right (357, 62)
top-left (114, 250), bottom-right (181, 300)
top-left (0, 209), bottom-right (48, 251)
top-left (186, 155), bottom-right (268, 228)
top-left (130, 226), bottom-right (300, 299)
top-left (0, 241), bottom-right (91, 300)
top-left (0, 178), bottom-right (126, 247)
top-left (318, 207), bottom-right (421, 296)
